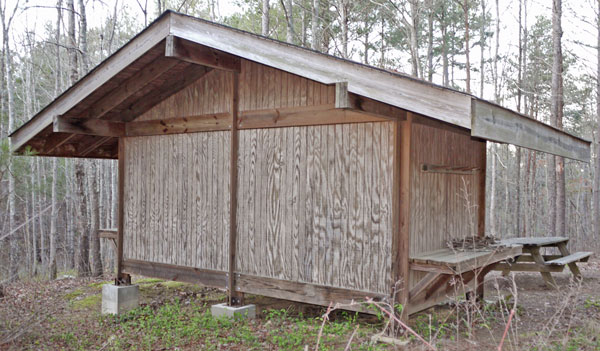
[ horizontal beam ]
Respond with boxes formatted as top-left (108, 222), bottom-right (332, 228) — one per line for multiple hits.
top-left (121, 259), bottom-right (385, 314)
top-left (122, 259), bottom-right (228, 289)
top-left (57, 105), bottom-right (389, 138)
top-left (238, 105), bottom-right (387, 129)
top-left (236, 274), bottom-right (385, 313)
top-left (53, 116), bottom-right (125, 137)
top-left (471, 99), bottom-right (591, 162)
top-left (126, 113), bottom-right (231, 136)
top-left (165, 35), bottom-right (241, 72)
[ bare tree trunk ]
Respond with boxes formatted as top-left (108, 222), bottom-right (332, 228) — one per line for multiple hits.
top-left (363, 29), bottom-right (369, 64)
top-left (48, 158), bottom-right (58, 280)
top-left (462, 0), bottom-right (471, 93)
top-left (261, 0), bottom-right (269, 36)
top-left (479, 0), bottom-right (486, 98)
top-left (311, 0), bottom-right (320, 50)
top-left (281, 0), bottom-right (295, 43)
top-left (89, 161), bottom-right (102, 276)
top-left (551, 0), bottom-right (564, 236)
top-left (301, 5), bottom-right (307, 46)
top-left (75, 162), bottom-right (90, 276)
top-left (2, 0), bottom-right (19, 282)
top-left (67, 0), bottom-right (77, 84)
top-left (594, 0), bottom-right (600, 242)
top-left (78, 0), bottom-right (89, 73)
top-left (339, 0), bottom-right (348, 58)
top-left (408, 0), bottom-right (420, 78)
top-left (440, 8), bottom-right (449, 86)
top-left (426, 0), bottom-right (434, 82)
top-left (493, 0), bottom-right (499, 101)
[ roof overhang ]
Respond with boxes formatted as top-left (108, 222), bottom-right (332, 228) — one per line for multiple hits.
top-left (9, 11), bottom-right (591, 162)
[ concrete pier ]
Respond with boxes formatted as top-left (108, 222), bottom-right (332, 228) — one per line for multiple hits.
top-left (101, 284), bottom-right (139, 315)
top-left (211, 303), bottom-right (256, 319)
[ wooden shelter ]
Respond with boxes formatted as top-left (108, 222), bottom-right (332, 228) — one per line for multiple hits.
top-left (10, 11), bottom-right (590, 316)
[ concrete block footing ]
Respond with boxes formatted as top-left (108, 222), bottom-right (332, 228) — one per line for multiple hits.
top-left (102, 284), bottom-right (140, 315)
top-left (211, 303), bottom-right (256, 319)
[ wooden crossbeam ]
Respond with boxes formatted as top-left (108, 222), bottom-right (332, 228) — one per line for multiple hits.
top-left (53, 116), bottom-right (126, 137)
top-left (335, 82), bottom-right (406, 120)
top-left (165, 35), bottom-right (241, 72)
top-left (55, 106), bottom-right (387, 139)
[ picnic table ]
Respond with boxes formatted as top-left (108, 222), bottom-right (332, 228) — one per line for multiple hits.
top-left (493, 236), bottom-right (593, 288)
top-left (407, 245), bottom-right (522, 311)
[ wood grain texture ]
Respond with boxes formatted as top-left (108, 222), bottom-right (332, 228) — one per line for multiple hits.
top-left (136, 60), bottom-right (335, 123)
top-left (408, 122), bottom-right (486, 290)
top-left (236, 122), bottom-right (394, 294)
top-left (122, 132), bottom-right (231, 271)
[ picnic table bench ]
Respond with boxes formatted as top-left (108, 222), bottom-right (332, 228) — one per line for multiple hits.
top-left (492, 236), bottom-right (593, 288)
top-left (407, 245), bottom-right (522, 313)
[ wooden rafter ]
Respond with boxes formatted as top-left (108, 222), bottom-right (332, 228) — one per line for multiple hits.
top-left (165, 35), bottom-right (241, 72)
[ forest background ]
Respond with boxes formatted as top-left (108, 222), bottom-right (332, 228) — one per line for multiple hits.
top-left (1, 0), bottom-right (599, 282)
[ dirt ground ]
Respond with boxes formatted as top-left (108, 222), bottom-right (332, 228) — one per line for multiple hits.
top-left (0, 259), bottom-right (599, 350)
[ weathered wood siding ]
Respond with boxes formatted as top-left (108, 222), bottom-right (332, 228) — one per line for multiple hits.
top-left (236, 122), bottom-right (395, 294)
top-left (124, 60), bottom-right (392, 295)
top-left (122, 132), bottom-right (231, 272)
top-left (409, 122), bottom-right (485, 288)
top-left (122, 121), bottom-right (394, 294)
top-left (136, 59), bottom-right (335, 122)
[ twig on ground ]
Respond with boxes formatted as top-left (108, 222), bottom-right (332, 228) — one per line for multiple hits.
top-left (497, 308), bottom-right (515, 351)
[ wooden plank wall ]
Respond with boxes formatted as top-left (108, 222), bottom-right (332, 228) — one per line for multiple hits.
top-left (136, 59), bottom-right (335, 122)
top-left (408, 122), bottom-right (485, 289)
top-left (122, 132), bottom-right (231, 272)
top-left (122, 122), bottom-right (394, 294)
top-left (236, 122), bottom-right (395, 294)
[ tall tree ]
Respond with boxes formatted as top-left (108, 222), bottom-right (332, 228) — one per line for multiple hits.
top-left (1, 0), bottom-right (19, 281)
top-left (594, 0), bottom-right (600, 241)
top-left (262, 0), bottom-right (269, 36)
top-left (479, 0), bottom-right (486, 97)
top-left (281, 0), bottom-right (294, 43)
top-left (311, 0), bottom-right (320, 50)
top-left (455, 0), bottom-right (471, 93)
top-left (551, 0), bottom-right (565, 236)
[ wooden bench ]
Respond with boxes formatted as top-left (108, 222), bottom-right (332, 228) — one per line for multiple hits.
top-left (545, 251), bottom-right (593, 266)
top-left (493, 237), bottom-right (593, 288)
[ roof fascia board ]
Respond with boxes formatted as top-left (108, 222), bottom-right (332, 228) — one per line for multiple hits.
top-left (471, 99), bottom-right (591, 162)
top-left (10, 13), bottom-right (172, 152)
top-left (168, 13), bottom-right (472, 129)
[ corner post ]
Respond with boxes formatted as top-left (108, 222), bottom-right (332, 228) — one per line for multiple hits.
top-left (392, 112), bottom-right (412, 322)
top-left (228, 71), bottom-right (242, 306)
top-left (476, 141), bottom-right (487, 300)
top-left (477, 141), bottom-right (486, 237)
top-left (116, 138), bottom-right (128, 284)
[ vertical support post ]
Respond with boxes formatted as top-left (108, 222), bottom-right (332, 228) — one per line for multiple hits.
top-left (116, 138), bottom-right (125, 281)
top-left (477, 140), bottom-right (487, 299)
top-left (392, 112), bottom-right (412, 321)
top-left (477, 141), bottom-right (487, 237)
top-left (228, 71), bottom-right (241, 306)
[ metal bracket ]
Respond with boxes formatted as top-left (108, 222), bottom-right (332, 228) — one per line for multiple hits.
top-left (115, 273), bottom-right (131, 286)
